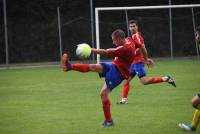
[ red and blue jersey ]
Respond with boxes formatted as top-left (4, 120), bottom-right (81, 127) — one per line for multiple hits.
top-left (106, 37), bottom-right (142, 79)
top-left (131, 32), bottom-right (145, 64)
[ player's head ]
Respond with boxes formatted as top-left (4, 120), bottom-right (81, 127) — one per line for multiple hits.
top-left (111, 29), bottom-right (126, 46)
top-left (129, 19), bottom-right (138, 34)
top-left (195, 26), bottom-right (200, 43)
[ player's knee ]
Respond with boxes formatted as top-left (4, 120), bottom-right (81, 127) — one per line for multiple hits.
top-left (142, 82), bottom-right (148, 85)
top-left (100, 90), bottom-right (108, 99)
top-left (90, 64), bottom-right (97, 71)
top-left (100, 90), bottom-right (105, 97)
top-left (140, 77), bottom-right (149, 85)
top-left (123, 81), bottom-right (130, 86)
top-left (141, 80), bottom-right (148, 85)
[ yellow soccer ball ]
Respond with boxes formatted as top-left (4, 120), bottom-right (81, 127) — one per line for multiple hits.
top-left (76, 43), bottom-right (91, 59)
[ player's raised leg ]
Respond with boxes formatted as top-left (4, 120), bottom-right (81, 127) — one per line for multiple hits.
top-left (62, 53), bottom-right (103, 73)
top-left (140, 75), bottom-right (176, 87)
top-left (163, 75), bottom-right (176, 87)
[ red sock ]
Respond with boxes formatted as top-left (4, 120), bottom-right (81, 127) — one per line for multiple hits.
top-left (122, 82), bottom-right (130, 98)
top-left (148, 77), bottom-right (163, 84)
top-left (71, 64), bottom-right (90, 72)
top-left (102, 99), bottom-right (112, 121)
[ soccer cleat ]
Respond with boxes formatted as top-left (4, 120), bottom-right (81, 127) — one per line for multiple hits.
top-left (178, 123), bottom-right (196, 131)
top-left (62, 53), bottom-right (71, 72)
top-left (166, 75), bottom-right (176, 87)
top-left (117, 98), bottom-right (128, 104)
top-left (102, 120), bottom-right (114, 127)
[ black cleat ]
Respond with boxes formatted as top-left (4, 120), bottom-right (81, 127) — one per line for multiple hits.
top-left (102, 120), bottom-right (114, 127)
top-left (166, 75), bottom-right (176, 87)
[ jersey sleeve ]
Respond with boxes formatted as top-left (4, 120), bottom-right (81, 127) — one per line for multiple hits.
top-left (106, 46), bottom-right (124, 57)
top-left (132, 32), bottom-right (144, 48)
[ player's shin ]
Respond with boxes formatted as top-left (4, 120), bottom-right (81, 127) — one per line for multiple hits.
top-left (191, 110), bottom-right (200, 128)
top-left (147, 77), bottom-right (163, 84)
top-left (122, 82), bottom-right (130, 98)
top-left (102, 98), bottom-right (112, 121)
top-left (71, 64), bottom-right (90, 72)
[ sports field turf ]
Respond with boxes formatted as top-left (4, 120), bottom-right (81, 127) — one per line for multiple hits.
top-left (0, 59), bottom-right (200, 134)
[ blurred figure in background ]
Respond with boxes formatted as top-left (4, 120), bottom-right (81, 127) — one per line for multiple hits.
top-left (118, 19), bottom-right (176, 104)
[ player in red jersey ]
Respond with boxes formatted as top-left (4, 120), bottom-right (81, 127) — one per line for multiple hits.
top-left (62, 29), bottom-right (152, 127)
top-left (118, 19), bottom-right (176, 104)
top-left (178, 26), bottom-right (200, 132)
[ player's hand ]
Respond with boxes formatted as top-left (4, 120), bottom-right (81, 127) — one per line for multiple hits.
top-left (145, 58), bottom-right (154, 67)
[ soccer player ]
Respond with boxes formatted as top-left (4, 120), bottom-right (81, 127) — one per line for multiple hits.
top-left (62, 29), bottom-right (153, 127)
top-left (178, 26), bottom-right (200, 132)
top-left (118, 19), bottom-right (176, 104)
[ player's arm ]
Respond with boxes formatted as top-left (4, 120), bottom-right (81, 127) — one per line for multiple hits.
top-left (91, 46), bottom-right (123, 58)
top-left (140, 46), bottom-right (148, 60)
top-left (134, 33), bottom-right (154, 66)
top-left (134, 32), bottom-right (148, 60)
top-left (139, 45), bottom-right (154, 67)
top-left (91, 48), bottom-right (108, 55)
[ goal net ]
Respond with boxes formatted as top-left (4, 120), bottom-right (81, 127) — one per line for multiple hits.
top-left (95, 4), bottom-right (200, 63)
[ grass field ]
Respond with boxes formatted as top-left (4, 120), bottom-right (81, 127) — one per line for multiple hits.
top-left (0, 59), bottom-right (200, 134)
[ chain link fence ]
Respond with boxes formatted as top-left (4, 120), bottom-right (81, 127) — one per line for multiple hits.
top-left (1, 1), bottom-right (200, 65)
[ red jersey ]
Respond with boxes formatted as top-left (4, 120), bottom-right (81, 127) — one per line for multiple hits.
top-left (107, 37), bottom-right (142, 79)
top-left (131, 32), bottom-right (145, 64)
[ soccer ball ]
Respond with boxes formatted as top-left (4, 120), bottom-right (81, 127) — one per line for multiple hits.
top-left (76, 43), bottom-right (91, 59)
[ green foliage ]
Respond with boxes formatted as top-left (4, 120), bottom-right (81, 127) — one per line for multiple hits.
top-left (0, 59), bottom-right (200, 134)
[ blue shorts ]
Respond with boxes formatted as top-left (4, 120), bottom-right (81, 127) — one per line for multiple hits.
top-left (99, 62), bottom-right (124, 91)
top-left (130, 63), bottom-right (146, 78)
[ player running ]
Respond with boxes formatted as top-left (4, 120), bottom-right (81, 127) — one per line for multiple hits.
top-left (178, 26), bottom-right (200, 132)
top-left (62, 29), bottom-right (153, 127)
top-left (118, 19), bottom-right (176, 104)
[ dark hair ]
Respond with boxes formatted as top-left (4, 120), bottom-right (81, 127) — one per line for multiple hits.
top-left (112, 29), bottom-right (125, 39)
top-left (196, 26), bottom-right (200, 32)
top-left (129, 19), bottom-right (138, 25)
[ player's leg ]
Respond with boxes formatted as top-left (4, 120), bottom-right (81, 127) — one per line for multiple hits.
top-left (191, 94), bottom-right (200, 129)
top-left (121, 78), bottom-right (131, 103)
top-left (117, 63), bottom-right (137, 104)
top-left (140, 76), bottom-right (163, 85)
top-left (134, 63), bottom-right (176, 87)
top-left (140, 75), bottom-right (176, 87)
top-left (117, 77), bottom-right (133, 104)
top-left (99, 63), bottom-right (123, 126)
top-left (62, 53), bottom-right (103, 73)
top-left (100, 83), bottom-right (114, 127)
top-left (179, 93), bottom-right (200, 131)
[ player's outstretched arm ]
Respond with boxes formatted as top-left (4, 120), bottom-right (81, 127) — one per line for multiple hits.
top-left (91, 48), bottom-right (108, 55)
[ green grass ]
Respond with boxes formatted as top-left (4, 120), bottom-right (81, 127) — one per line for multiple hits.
top-left (0, 59), bottom-right (200, 134)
